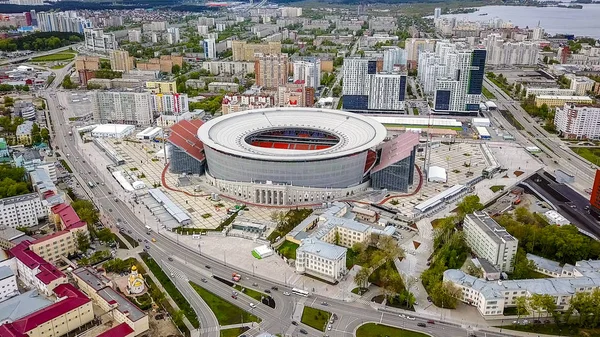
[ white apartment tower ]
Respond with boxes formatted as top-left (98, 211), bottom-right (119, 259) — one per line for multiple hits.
top-left (128, 29), bottom-right (142, 43)
top-left (167, 27), bottom-right (181, 44)
top-left (83, 28), bottom-right (117, 53)
top-left (382, 47), bottom-right (407, 72)
top-left (293, 58), bottom-right (321, 89)
top-left (463, 212), bottom-right (518, 272)
top-left (92, 91), bottom-right (154, 126)
top-left (203, 38), bottom-right (217, 59)
top-left (0, 193), bottom-right (45, 228)
top-left (434, 7), bottom-right (442, 20)
top-left (554, 103), bottom-right (600, 140)
top-left (482, 34), bottom-right (538, 66)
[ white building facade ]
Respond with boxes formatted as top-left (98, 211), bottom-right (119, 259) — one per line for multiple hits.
top-left (293, 58), bottom-right (321, 89)
top-left (83, 28), bottom-right (117, 53)
top-left (463, 212), bottom-right (518, 272)
top-left (0, 193), bottom-right (45, 228)
top-left (554, 103), bottom-right (600, 139)
top-left (482, 34), bottom-right (539, 66)
top-left (92, 91), bottom-right (154, 126)
top-left (0, 266), bottom-right (18, 303)
top-left (203, 38), bottom-right (217, 59)
top-left (295, 238), bottom-right (347, 283)
top-left (151, 93), bottom-right (190, 115)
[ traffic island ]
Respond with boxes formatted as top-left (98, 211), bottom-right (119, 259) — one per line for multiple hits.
top-left (301, 306), bottom-right (331, 332)
top-left (190, 281), bottom-right (261, 325)
top-left (356, 323), bottom-right (430, 337)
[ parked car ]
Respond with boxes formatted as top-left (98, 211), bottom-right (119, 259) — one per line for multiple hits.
top-left (168, 257), bottom-right (173, 261)
top-left (264, 289), bottom-right (271, 294)
top-left (417, 323), bottom-right (427, 327)
top-left (299, 329), bottom-right (307, 334)
top-left (205, 265), bottom-right (211, 269)
top-left (427, 320), bottom-right (435, 324)
top-left (291, 321), bottom-right (298, 326)
top-left (283, 292), bottom-right (290, 296)
top-left (271, 286), bottom-right (278, 291)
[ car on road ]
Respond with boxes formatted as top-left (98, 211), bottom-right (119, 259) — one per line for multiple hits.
top-left (205, 265), bottom-right (211, 269)
top-left (264, 289), bottom-right (271, 293)
top-left (137, 238), bottom-right (142, 242)
top-left (271, 286), bottom-right (278, 291)
top-left (327, 325), bottom-right (332, 331)
top-left (232, 295), bottom-right (237, 299)
top-left (201, 278), bottom-right (207, 283)
top-left (299, 329), bottom-right (307, 334)
top-left (399, 314), bottom-right (406, 318)
top-left (283, 292), bottom-right (290, 296)
top-left (168, 257), bottom-right (173, 261)
top-left (417, 323), bottom-right (427, 327)
top-left (249, 303), bottom-right (256, 309)
top-left (151, 238), bottom-right (156, 242)
top-left (406, 316), bottom-right (415, 321)
top-left (321, 301), bottom-right (328, 306)
top-left (291, 321), bottom-right (298, 326)
top-left (427, 320), bottom-right (435, 324)
top-left (145, 245), bottom-right (150, 249)
top-left (128, 230), bottom-right (132, 234)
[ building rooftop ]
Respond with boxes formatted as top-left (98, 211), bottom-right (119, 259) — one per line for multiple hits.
top-left (466, 211), bottom-right (516, 243)
top-left (536, 95), bottom-right (592, 100)
top-left (97, 322), bottom-right (134, 337)
top-left (97, 286), bottom-right (146, 322)
top-left (15, 121), bottom-right (33, 136)
top-left (0, 265), bottom-right (14, 281)
top-left (73, 267), bottom-right (112, 292)
top-left (92, 124), bottom-right (136, 135)
top-left (148, 188), bottom-right (191, 224)
top-left (50, 203), bottom-right (85, 229)
top-left (9, 241), bottom-right (65, 285)
top-left (527, 253), bottom-right (564, 274)
top-left (297, 238), bottom-right (347, 261)
top-left (4, 284), bottom-right (90, 334)
top-left (0, 193), bottom-right (40, 207)
top-left (0, 226), bottom-right (26, 242)
top-left (0, 290), bottom-right (53, 324)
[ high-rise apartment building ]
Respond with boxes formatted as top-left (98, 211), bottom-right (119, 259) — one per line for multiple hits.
top-left (418, 42), bottom-right (486, 114)
top-left (110, 50), bottom-right (134, 72)
top-left (204, 38), bottom-right (216, 59)
top-left (0, 193), bottom-right (45, 228)
top-left (166, 27), bottom-right (180, 44)
top-left (292, 58), bottom-right (321, 89)
top-left (92, 91), bottom-right (153, 126)
top-left (482, 34), bottom-right (538, 66)
top-left (37, 11), bottom-right (90, 33)
top-left (532, 23), bottom-right (544, 41)
top-left (342, 58), bottom-right (406, 112)
top-left (128, 29), bottom-right (142, 43)
top-left (382, 47), bottom-right (407, 72)
top-left (232, 41), bottom-right (281, 61)
top-left (554, 103), bottom-right (600, 140)
top-left (405, 38), bottom-right (437, 69)
top-left (84, 28), bottom-right (117, 53)
top-left (434, 7), bottom-right (442, 20)
top-left (197, 25), bottom-right (209, 35)
top-left (255, 53), bottom-right (288, 88)
top-left (463, 212), bottom-right (518, 272)
top-left (151, 93), bottom-right (189, 115)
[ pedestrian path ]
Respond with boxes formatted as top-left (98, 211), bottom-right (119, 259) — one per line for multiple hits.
top-left (220, 322), bottom-right (257, 330)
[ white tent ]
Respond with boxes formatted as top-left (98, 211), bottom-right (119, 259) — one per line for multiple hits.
top-left (427, 166), bottom-right (447, 183)
top-left (253, 245), bottom-right (274, 259)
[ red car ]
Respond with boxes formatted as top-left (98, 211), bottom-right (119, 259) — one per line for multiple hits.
top-left (427, 320), bottom-right (435, 324)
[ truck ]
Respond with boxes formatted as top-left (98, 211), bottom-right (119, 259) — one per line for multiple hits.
top-left (232, 273), bottom-right (241, 282)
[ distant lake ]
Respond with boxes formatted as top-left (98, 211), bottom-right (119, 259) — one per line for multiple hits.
top-left (431, 5), bottom-right (600, 39)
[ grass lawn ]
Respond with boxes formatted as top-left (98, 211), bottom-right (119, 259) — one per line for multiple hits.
top-left (59, 159), bottom-right (72, 173)
top-left (31, 52), bottom-right (75, 62)
top-left (190, 282), bottom-right (260, 325)
top-left (368, 261), bottom-right (402, 288)
top-left (346, 246), bottom-right (378, 269)
top-left (233, 284), bottom-right (266, 301)
top-left (301, 306), bottom-right (331, 332)
top-left (382, 123), bottom-right (463, 131)
top-left (482, 86), bottom-right (496, 99)
top-left (499, 323), bottom-right (584, 336)
top-left (490, 185), bottom-right (505, 193)
top-left (220, 327), bottom-right (249, 337)
top-left (571, 147), bottom-right (600, 166)
top-left (412, 107), bottom-right (419, 115)
top-left (356, 323), bottom-right (429, 337)
top-left (142, 273), bottom-right (189, 336)
top-left (120, 232), bottom-right (139, 248)
top-left (276, 240), bottom-right (299, 260)
top-left (50, 64), bottom-right (65, 69)
top-left (351, 287), bottom-right (368, 295)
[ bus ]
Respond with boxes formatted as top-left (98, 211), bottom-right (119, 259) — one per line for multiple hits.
top-left (292, 288), bottom-right (309, 297)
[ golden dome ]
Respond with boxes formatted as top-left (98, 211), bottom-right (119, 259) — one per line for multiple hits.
top-left (131, 265), bottom-right (137, 271)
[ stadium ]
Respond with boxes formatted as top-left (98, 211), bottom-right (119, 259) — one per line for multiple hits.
top-left (168, 108), bottom-right (420, 206)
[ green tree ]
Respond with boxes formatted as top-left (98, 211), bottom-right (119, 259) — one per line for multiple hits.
top-left (430, 281), bottom-right (459, 309)
top-left (353, 267), bottom-right (370, 291)
top-left (270, 211), bottom-right (287, 230)
top-left (71, 199), bottom-right (99, 225)
top-left (511, 248), bottom-right (537, 279)
top-left (75, 231), bottom-right (90, 252)
top-left (40, 128), bottom-right (50, 143)
top-left (171, 64), bottom-right (181, 74)
top-left (96, 228), bottom-right (114, 243)
top-left (456, 195), bottom-right (483, 219)
top-left (515, 296), bottom-right (528, 322)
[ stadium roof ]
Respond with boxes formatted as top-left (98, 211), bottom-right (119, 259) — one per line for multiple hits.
top-left (198, 108), bottom-right (387, 161)
top-left (168, 119), bottom-right (205, 162)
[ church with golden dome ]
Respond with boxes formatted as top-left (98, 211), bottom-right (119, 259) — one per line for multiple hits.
top-left (127, 265), bottom-right (145, 295)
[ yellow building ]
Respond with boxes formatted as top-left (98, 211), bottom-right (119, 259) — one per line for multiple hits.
top-left (146, 81), bottom-right (177, 94)
top-left (232, 41), bottom-right (281, 61)
top-left (535, 95), bottom-right (593, 107)
top-left (110, 50), bottom-right (134, 72)
top-left (29, 230), bottom-right (75, 263)
top-left (75, 56), bottom-right (100, 72)
top-left (73, 267), bottom-right (150, 336)
top-left (127, 265), bottom-right (145, 294)
top-left (0, 284), bottom-right (94, 337)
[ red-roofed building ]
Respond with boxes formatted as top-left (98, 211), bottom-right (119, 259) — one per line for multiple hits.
top-left (96, 322), bottom-right (135, 337)
top-left (0, 283), bottom-right (93, 337)
top-left (9, 241), bottom-right (67, 296)
top-left (168, 119), bottom-right (206, 175)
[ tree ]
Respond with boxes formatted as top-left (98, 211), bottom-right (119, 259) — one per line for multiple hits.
top-left (456, 195), bottom-right (483, 219)
top-left (270, 211), bottom-right (287, 230)
top-left (529, 293), bottom-right (544, 319)
top-left (377, 235), bottom-right (404, 262)
top-left (430, 281), bottom-right (459, 309)
top-left (543, 55), bottom-right (549, 64)
top-left (171, 64), bottom-right (181, 74)
top-left (75, 231), bottom-right (90, 252)
top-left (512, 248), bottom-right (537, 279)
top-left (354, 267), bottom-right (370, 291)
top-left (515, 296), bottom-right (528, 322)
top-left (71, 199), bottom-right (99, 225)
top-left (40, 128), bottom-right (50, 143)
top-left (96, 228), bottom-right (114, 243)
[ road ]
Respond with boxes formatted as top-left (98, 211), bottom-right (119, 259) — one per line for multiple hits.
top-left (43, 69), bottom-right (530, 337)
top-left (483, 78), bottom-right (595, 189)
top-left (0, 44), bottom-right (81, 66)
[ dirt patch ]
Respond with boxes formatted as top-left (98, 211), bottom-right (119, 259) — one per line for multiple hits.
top-left (409, 223), bottom-right (418, 230)
top-left (431, 219), bottom-right (443, 229)
top-left (413, 241), bottom-right (421, 250)
top-left (514, 170), bottom-right (524, 177)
